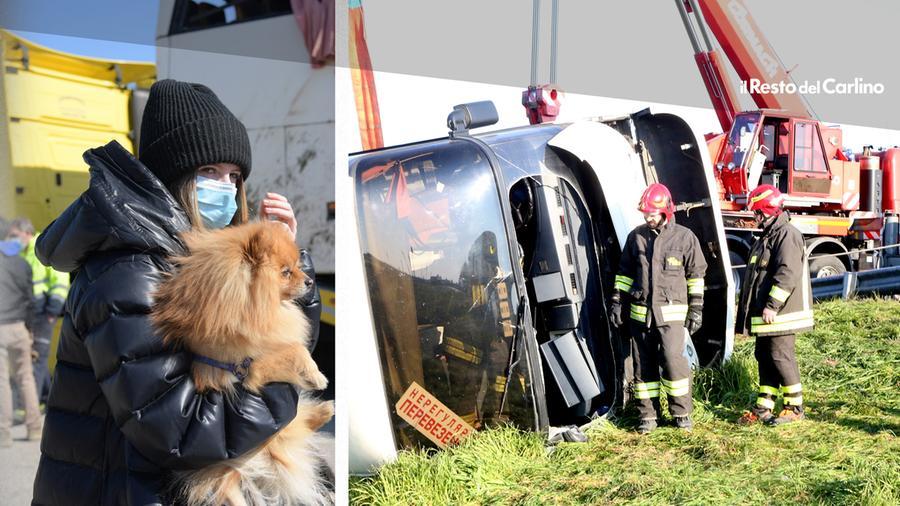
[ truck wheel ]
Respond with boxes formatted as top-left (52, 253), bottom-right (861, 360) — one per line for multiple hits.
top-left (809, 254), bottom-right (846, 278)
top-left (730, 250), bottom-right (745, 294)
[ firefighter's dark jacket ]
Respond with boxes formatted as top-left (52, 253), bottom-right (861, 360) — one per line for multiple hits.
top-left (31, 141), bottom-right (305, 506)
top-left (736, 212), bottom-right (814, 337)
top-left (614, 219), bottom-right (707, 326)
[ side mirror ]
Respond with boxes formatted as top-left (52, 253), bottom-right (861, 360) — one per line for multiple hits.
top-left (447, 101), bottom-right (499, 136)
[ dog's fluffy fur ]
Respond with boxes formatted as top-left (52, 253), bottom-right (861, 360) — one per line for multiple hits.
top-left (152, 221), bottom-right (334, 506)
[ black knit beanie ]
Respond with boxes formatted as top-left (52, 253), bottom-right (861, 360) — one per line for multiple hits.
top-left (138, 79), bottom-right (252, 185)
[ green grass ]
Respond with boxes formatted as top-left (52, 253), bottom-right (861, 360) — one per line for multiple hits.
top-left (350, 299), bottom-right (900, 505)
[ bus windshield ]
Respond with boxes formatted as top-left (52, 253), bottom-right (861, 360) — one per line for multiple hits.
top-left (353, 140), bottom-right (537, 449)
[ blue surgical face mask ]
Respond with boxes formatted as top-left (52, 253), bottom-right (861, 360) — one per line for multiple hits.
top-left (195, 176), bottom-right (238, 229)
top-left (0, 239), bottom-right (23, 256)
top-left (10, 235), bottom-right (28, 250)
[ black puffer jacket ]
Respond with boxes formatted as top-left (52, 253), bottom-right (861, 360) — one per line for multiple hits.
top-left (31, 141), bottom-right (309, 505)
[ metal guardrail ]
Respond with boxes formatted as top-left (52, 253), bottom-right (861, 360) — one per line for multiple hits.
top-left (812, 266), bottom-right (900, 301)
top-left (811, 275), bottom-right (845, 301)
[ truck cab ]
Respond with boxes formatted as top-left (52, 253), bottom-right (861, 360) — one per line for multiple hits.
top-left (713, 111), bottom-right (860, 213)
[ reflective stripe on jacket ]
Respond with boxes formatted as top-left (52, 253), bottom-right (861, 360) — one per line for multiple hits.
top-left (21, 233), bottom-right (70, 316)
top-left (615, 220), bottom-right (707, 326)
top-left (736, 212), bottom-right (814, 336)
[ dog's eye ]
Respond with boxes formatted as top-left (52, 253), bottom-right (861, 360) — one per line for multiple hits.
top-left (282, 267), bottom-right (292, 278)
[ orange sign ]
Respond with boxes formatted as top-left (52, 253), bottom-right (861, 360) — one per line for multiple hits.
top-left (395, 382), bottom-right (475, 449)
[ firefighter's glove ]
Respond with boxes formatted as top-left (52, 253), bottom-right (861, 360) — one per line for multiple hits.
top-left (685, 306), bottom-right (703, 335)
top-left (608, 294), bottom-right (624, 328)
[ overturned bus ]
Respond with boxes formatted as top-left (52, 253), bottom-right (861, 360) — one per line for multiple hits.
top-left (347, 102), bottom-right (734, 474)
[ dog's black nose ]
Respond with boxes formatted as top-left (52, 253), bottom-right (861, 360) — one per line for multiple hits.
top-left (304, 278), bottom-right (314, 288)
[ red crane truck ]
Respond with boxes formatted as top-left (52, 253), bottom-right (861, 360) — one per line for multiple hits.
top-left (675, 0), bottom-right (900, 280)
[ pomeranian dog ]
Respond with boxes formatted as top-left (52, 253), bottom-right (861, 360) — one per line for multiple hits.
top-left (152, 221), bottom-right (334, 506)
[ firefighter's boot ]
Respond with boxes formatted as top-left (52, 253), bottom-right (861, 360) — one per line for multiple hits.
top-left (737, 407), bottom-right (774, 425)
top-left (674, 416), bottom-right (693, 432)
top-left (769, 405), bottom-right (804, 425)
top-left (637, 418), bottom-right (658, 434)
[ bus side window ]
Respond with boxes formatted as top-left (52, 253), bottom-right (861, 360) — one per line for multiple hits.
top-left (172, 0), bottom-right (293, 34)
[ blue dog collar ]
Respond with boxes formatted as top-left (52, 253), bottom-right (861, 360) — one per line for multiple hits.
top-left (192, 354), bottom-right (253, 382)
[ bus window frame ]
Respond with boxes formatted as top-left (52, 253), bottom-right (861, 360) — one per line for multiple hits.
top-left (168, 0), bottom-right (294, 36)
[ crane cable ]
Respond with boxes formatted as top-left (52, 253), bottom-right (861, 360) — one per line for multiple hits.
top-left (730, 242), bottom-right (900, 269)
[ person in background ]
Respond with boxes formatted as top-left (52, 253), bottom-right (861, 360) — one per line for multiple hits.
top-left (6, 217), bottom-right (68, 405)
top-left (0, 216), bottom-right (43, 446)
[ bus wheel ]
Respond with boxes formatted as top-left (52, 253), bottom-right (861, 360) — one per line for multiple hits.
top-left (809, 254), bottom-right (846, 278)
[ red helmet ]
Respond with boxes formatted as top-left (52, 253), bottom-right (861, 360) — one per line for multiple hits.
top-left (747, 184), bottom-right (785, 216)
top-left (638, 183), bottom-right (675, 221)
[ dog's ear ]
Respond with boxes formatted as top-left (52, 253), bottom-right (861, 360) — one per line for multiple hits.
top-left (242, 227), bottom-right (268, 266)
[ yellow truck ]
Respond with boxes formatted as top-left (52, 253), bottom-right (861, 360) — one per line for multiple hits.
top-left (0, 30), bottom-right (154, 372)
top-left (0, 29), bottom-right (154, 229)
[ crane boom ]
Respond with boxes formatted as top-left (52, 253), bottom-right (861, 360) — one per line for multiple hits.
top-left (695, 0), bottom-right (810, 118)
top-left (675, 0), bottom-right (741, 132)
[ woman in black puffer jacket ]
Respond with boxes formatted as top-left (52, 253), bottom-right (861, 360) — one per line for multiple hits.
top-left (31, 80), bottom-right (320, 505)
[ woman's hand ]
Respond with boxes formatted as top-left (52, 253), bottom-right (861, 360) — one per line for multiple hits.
top-left (258, 192), bottom-right (297, 240)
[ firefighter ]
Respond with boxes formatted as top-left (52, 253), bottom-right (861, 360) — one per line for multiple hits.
top-left (736, 185), bottom-right (813, 425)
top-left (608, 183), bottom-right (707, 433)
top-left (7, 218), bottom-right (69, 404)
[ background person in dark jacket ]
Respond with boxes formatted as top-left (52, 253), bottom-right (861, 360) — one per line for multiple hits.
top-left (6, 217), bottom-right (69, 406)
top-left (31, 80), bottom-right (319, 505)
top-left (0, 216), bottom-right (43, 447)
top-left (736, 185), bottom-right (813, 426)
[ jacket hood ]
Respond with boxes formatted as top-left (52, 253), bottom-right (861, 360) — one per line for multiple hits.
top-left (36, 141), bottom-right (192, 272)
